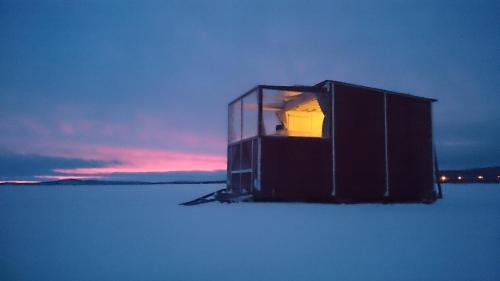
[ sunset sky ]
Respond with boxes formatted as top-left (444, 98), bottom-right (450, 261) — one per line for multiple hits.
top-left (1, 0), bottom-right (499, 181)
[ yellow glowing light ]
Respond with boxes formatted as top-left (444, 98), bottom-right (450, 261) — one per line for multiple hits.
top-left (477, 175), bottom-right (484, 180)
top-left (457, 176), bottom-right (463, 180)
top-left (283, 98), bottom-right (325, 138)
top-left (286, 111), bottom-right (324, 137)
top-left (440, 175), bottom-right (447, 181)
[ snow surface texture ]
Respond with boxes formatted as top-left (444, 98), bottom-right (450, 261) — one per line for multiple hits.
top-left (1, 184), bottom-right (499, 281)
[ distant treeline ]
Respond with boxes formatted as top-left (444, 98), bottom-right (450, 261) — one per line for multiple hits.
top-left (439, 166), bottom-right (500, 183)
top-left (0, 179), bottom-right (226, 186)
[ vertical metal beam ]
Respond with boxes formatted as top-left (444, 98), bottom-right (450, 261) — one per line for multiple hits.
top-left (227, 146), bottom-right (231, 188)
top-left (384, 93), bottom-right (390, 197)
top-left (258, 87), bottom-right (263, 137)
top-left (240, 99), bottom-right (243, 141)
top-left (250, 139), bottom-right (254, 193)
top-left (257, 87), bottom-right (263, 191)
top-left (227, 104), bottom-right (231, 189)
top-left (239, 100), bottom-right (243, 192)
top-left (431, 102), bottom-right (442, 198)
top-left (257, 138), bottom-right (262, 191)
top-left (331, 82), bottom-right (336, 197)
top-left (433, 143), bottom-right (443, 198)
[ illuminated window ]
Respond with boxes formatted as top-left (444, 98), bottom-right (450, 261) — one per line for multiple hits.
top-left (477, 175), bottom-right (484, 180)
top-left (440, 175), bottom-right (447, 181)
top-left (229, 87), bottom-right (331, 143)
top-left (262, 89), bottom-right (330, 138)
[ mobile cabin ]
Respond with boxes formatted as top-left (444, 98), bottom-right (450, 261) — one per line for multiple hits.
top-left (227, 80), bottom-right (439, 203)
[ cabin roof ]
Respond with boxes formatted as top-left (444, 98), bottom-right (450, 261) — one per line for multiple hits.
top-left (229, 80), bottom-right (437, 105)
top-left (229, 85), bottom-right (325, 105)
top-left (315, 80), bottom-right (438, 102)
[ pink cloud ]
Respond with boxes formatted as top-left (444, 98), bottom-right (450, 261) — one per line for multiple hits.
top-left (51, 144), bottom-right (226, 175)
top-left (134, 115), bottom-right (225, 150)
top-left (6, 113), bottom-right (226, 154)
top-left (173, 131), bottom-right (225, 148)
top-left (2, 114), bottom-right (228, 178)
top-left (34, 175), bottom-right (104, 180)
top-left (21, 118), bottom-right (51, 136)
top-left (60, 122), bottom-right (76, 135)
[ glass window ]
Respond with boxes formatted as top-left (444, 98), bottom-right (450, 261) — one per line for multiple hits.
top-left (228, 101), bottom-right (241, 143)
top-left (242, 91), bottom-right (258, 140)
top-left (262, 89), bottom-right (330, 138)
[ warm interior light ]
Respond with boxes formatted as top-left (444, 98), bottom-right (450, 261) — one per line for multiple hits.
top-left (284, 98), bottom-right (324, 137)
top-left (285, 110), bottom-right (324, 137)
top-left (440, 175), bottom-right (447, 181)
top-left (261, 91), bottom-right (329, 138)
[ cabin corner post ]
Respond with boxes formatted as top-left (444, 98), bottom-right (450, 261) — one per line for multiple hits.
top-left (227, 103), bottom-right (230, 144)
top-left (383, 93), bottom-right (390, 197)
top-left (431, 102), bottom-right (435, 189)
top-left (431, 102), bottom-right (442, 198)
top-left (226, 103), bottom-right (231, 189)
top-left (257, 87), bottom-right (263, 192)
top-left (330, 82), bottom-right (336, 197)
top-left (258, 87), bottom-right (263, 137)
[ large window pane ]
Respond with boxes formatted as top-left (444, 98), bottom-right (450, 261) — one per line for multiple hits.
top-left (262, 90), bottom-right (285, 136)
top-left (262, 89), bottom-right (330, 138)
top-left (242, 91), bottom-right (258, 140)
top-left (228, 101), bottom-right (241, 143)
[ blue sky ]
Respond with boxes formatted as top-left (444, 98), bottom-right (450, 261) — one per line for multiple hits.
top-left (1, 0), bottom-right (499, 181)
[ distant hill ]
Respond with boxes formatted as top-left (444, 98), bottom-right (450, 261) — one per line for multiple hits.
top-left (3, 166), bottom-right (499, 185)
top-left (0, 178), bottom-right (226, 186)
top-left (439, 166), bottom-right (500, 183)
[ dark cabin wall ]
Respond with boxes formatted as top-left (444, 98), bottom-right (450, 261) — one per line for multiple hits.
top-left (386, 95), bottom-right (434, 200)
top-left (228, 82), bottom-right (436, 203)
top-left (334, 84), bottom-right (387, 201)
top-left (228, 138), bottom-right (258, 193)
top-left (259, 137), bottom-right (332, 201)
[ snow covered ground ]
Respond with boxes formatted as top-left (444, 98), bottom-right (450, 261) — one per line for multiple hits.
top-left (1, 184), bottom-right (499, 281)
